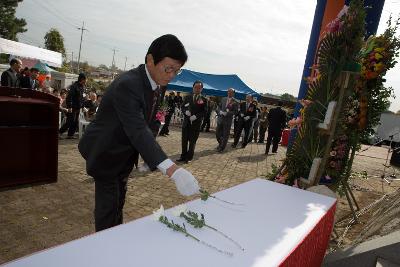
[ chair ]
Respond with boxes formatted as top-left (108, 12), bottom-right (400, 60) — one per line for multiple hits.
top-left (78, 111), bottom-right (90, 139)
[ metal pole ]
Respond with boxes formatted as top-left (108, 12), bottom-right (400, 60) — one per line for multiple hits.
top-left (77, 21), bottom-right (87, 73)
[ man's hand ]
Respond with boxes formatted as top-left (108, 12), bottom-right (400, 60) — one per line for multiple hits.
top-left (170, 168), bottom-right (200, 196)
top-left (185, 110), bottom-right (191, 116)
top-left (68, 108), bottom-right (72, 113)
top-left (244, 116), bottom-right (250, 121)
top-left (189, 115), bottom-right (197, 122)
top-left (240, 113), bottom-right (244, 117)
top-left (219, 111), bottom-right (227, 116)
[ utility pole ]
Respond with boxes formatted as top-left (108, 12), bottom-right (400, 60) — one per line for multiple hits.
top-left (124, 56), bottom-right (128, 71)
top-left (77, 21), bottom-right (88, 73)
top-left (70, 52), bottom-right (73, 73)
top-left (111, 48), bottom-right (118, 79)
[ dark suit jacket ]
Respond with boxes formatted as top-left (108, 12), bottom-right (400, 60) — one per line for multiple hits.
top-left (181, 94), bottom-right (207, 129)
top-left (1, 69), bottom-right (19, 87)
top-left (217, 97), bottom-right (238, 123)
top-left (66, 81), bottom-right (85, 109)
top-left (268, 106), bottom-right (287, 131)
top-left (78, 64), bottom-right (167, 178)
top-left (238, 102), bottom-right (256, 124)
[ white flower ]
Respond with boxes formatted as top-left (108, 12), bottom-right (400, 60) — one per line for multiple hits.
top-left (152, 205), bottom-right (164, 221)
top-left (172, 204), bottom-right (188, 217)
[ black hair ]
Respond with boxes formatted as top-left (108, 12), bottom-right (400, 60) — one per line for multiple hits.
top-left (78, 73), bottom-right (86, 82)
top-left (277, 101), bottom-right (283, 106)
top-left (10, 58), bottom-right (21, 66)
top-left (146, 34), bottom-right (188, 65)
top-left (192, 80), bottom-right (203, 88)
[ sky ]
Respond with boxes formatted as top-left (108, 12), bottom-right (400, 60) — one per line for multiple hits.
top-left (15, 0), bottom-right (400, 112)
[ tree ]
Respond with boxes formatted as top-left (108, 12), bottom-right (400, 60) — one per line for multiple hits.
top-left (44, 28), bottom-right (66, 57)
top-left (280, 93), bottom-right (297, 102)
top-left (0, 0), bottom-right (27, 41)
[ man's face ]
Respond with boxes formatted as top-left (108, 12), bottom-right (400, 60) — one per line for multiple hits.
top-left (31, 70), bottom-right (38, 79)
top-left (79, 78), bottom-right (87, 86)
top-left (147, 55), bottom-right (182, 86)
top-left (227, 89), bottom-right (234, 98)
top-left (192, 83), bottom-right (203, 95)
top-left (12, 60), bottom-right (22, 73)
top-left (246, 95), bottom-right (253, 103)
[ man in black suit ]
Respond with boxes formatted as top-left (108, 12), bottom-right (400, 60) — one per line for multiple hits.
top-left (265, 101), bottom-right (287, 154)
top-left (19, 67), bottom-right (40, 90)
top-left (78, 34), bottom-right (200, 232)
top-left (1, 58), bottom-right (22, 87)
top-left (216, 88), bottom-right (238, 152)
top-left (59, 73), bottom-right (86, 139)
top-left (177, 80), bottom-right (208, 163)
top-left (232, 94), bottom-right (256, 148)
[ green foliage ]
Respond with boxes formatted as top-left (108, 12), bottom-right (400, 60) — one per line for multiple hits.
top-left (280, 93), bottom-right (296, 101)
top-left (44, 28), bottom-right (66, 57)
top-left (0, 0), bottom-right (27, 41)
top-left (159, 216), bottom-right (198, 241)
top-left (266, 163), bottom-right (279, 180)
top-left (180, 211), bottom-right (206, 229)
top-left (286, 0), bottom-right (366, 187)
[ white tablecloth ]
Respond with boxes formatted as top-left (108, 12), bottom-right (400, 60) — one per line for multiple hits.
top-left (3, 178), bottom-right (336, 267)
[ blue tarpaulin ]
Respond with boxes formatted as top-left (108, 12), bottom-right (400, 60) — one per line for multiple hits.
top-left (167, 69), bottom-right (261, 100)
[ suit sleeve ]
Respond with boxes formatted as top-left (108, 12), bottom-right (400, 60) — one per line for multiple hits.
top-left (181, 96), bottom-right (189, 114)
top-left (112, 80), bottom-right (167, 169)
top-left (1, 72), bottom-right (9, 86)
top-left (66, 86), bottom-right (75, 109)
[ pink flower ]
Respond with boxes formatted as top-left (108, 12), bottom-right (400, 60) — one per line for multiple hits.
top-left (299, 99), bottom-right (313, 108)
top-left (275, 175), bottom-right (287, 183)
top-left (155, 111), bottom-right (165, 123)
top-left (288, 116), bottom-right (302, 129)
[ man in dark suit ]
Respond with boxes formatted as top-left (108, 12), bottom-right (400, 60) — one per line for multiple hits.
top-left (265, 101), bottom-right (287, 154)
top-left (177, 80), bottom-right (208, 163)
top-left (1, 58), bottom-right (22, 87)
top-left (59, 73), bottom-right (86, 139)
top-left (216, 88), bottom-right (238, 152)
top-left (19, 68), bottom-right (39, 90)
top-left (78, 34), bottom-right (200, 232)
top-left (232, 94), bottom-right (256, 148)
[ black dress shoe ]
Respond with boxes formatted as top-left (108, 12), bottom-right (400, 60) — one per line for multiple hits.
top-left (241, 144), bottom-right (246, 148)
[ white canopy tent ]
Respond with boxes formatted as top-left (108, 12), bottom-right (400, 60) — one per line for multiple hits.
top-left (0, 38), bottom-right (62, 67)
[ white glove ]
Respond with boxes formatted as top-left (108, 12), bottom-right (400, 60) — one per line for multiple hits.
top-left (240, 113), bottom-right (244, 117)
top-left (244, 116), bottom-right (250, 121)
top-left (190, 115), bottom-right (197, 122)
top-left (171, 168), bottom-right (200, 196)
top-left (219, 111), bottom-right (227, 116)
top-left (185, 110), bottom-right (191, 116)
top-left (138, 163), bottom-right (150, 172)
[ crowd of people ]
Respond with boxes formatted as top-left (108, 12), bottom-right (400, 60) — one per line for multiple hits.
top-left (1, 34), bottom-right (288, 233)
top-left (157, 85), bottom-right (288, 158)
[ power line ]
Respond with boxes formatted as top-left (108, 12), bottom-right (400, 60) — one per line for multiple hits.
top-left (31, 0), bottom-right (79, 28)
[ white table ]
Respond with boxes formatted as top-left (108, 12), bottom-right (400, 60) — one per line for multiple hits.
top-left (3, 178), bottom-right (336, 267)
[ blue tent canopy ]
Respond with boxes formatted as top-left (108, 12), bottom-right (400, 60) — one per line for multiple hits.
top-left (167, 69), bottom-right (261, 100)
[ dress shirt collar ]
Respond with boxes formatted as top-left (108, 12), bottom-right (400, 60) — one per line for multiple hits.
top-left (145, 64), bottom-right (158, 91)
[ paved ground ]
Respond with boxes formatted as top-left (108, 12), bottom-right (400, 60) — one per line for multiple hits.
top-left (0, 126), bottom-right (398, 264)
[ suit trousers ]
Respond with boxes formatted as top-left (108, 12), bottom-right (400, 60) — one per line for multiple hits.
top-left (233, 119), bottom-right (252, 147)
top-left (59, 109), bottom-right (80, 137)
top-left (94, 168), bottom-right (133, 232)
top-left (216, 118), bottom-right (232, 151)
top-left (266, 128), bottom-right (283, 153)
top-left (159, 112), bottom-right (173, 135)
top-left (181, 124), bottom-right (201, 161)
top-left (259, 126), bottom-right (267, 142)
top-left (201, 112), bottom-right (211, 132)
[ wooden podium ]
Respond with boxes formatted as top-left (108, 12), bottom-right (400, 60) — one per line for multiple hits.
top-left (0, 87), bottom-right (59, 188)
